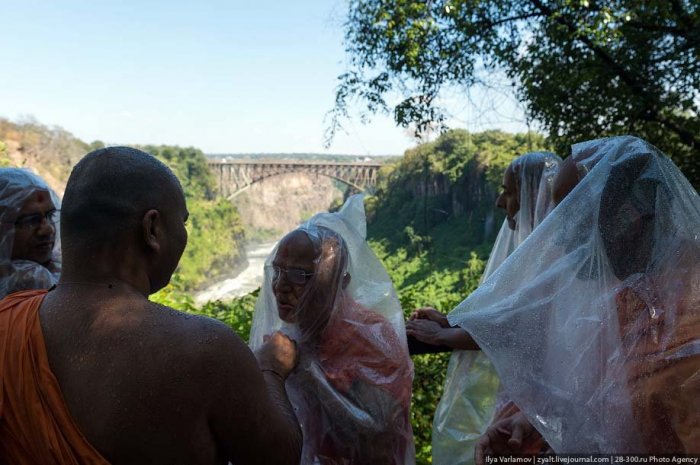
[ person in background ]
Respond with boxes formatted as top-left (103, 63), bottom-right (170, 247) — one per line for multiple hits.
top-left (0, 168), bottom-right (61, 298)
top-left (0, 147), bottom-right (302, 465)
top-left (250, 195), bottom-right (415, 465)
top-left (447, 136), bottom-right (699, 458)
top-left (406, 151), bottom-right (561, 465)
top-left (468, 137), bottom-right (612, 458)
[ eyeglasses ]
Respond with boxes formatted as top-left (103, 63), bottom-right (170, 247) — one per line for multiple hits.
top-left (269, 265), bottom-right (314, 285)
top-left (15, 209), bottom-right (60, 229)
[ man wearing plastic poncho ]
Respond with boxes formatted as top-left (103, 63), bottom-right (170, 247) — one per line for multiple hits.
top-left (249, 195), bottom-right (415, 465)
top-left (450, 136), bottom-right (699, 455)
top-left (0, 168), bottom-right (61, 299)
top-left (406, 152), bottom-right (561, 465)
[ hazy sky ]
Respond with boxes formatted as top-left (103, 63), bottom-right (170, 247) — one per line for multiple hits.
top-left (0, 0), bottom-right (528, 155)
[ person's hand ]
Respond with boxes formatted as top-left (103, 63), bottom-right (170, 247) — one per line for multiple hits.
top-left (406, 319), bottom-right (448, 346)
top-left (409, 306), bottom-right (450, 328)
top-left (474, 411), bottom-right (545, 465)
top-left (256, 331), bottom-right (299, 379)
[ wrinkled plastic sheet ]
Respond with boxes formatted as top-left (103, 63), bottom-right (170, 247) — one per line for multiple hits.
top-left (449, 137), bottom-right (700, 453)
top-left (433, 151), bottom-right (561, 464)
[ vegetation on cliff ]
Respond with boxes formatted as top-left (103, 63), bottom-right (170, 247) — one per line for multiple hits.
top-left (139, 145), bottom-right (245, 293)
top-left (366, 129), bottom-right (549, 462)
top-left (0, 118), bottom-right (245, 294)
top-left (0, 116), bottom-right (104, 190)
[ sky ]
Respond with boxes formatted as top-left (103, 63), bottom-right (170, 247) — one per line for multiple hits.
top-left (0, 0), bottom-right (528, 155)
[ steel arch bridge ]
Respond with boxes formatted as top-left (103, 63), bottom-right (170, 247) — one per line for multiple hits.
top-left (208, 160), bottom-right (383, 199)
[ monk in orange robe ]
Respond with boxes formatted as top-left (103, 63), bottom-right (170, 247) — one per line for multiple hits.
top-left (0, 290), bottom-right (109, 464)
top-left (313, 293), bottom-right (413, 464)
top-left (600, 154), bottom-right (700, 453)
top-left (472, 138), bottom-right (699, 458)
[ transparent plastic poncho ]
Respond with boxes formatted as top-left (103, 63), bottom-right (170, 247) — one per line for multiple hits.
top-left (250, 194), bottom-right (415, 465)
top-left (0, 168), bottom-right (61, 299)
top-left (449, 136), bottom-right (700, 453)
top-left (432, 152), bottom-right (561, 465)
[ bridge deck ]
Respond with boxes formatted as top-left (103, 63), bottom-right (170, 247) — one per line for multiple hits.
top-left (208, 160), bottom-right (383, 168)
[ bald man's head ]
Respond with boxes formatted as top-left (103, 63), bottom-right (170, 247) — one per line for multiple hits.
top-left (61, 146), bottom-right (188, 291)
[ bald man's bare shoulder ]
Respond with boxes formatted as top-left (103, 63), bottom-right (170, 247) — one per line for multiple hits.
top-left (142, 301), bottom-right (252, 365)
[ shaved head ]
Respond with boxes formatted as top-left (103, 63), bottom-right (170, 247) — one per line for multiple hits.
top-left (61, 147), bottom-right (187, 284)
top-left (62, 147), bottom-right (180, 244)
top-left (599, 153), bottom-right (661, 280)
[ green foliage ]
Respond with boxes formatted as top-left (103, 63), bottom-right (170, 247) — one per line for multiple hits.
top-left (0, 141), bottom-right (12, 167)
top-left (141, 145), bottom-right (216, 200)
top-left (364, 129), bottom-right (525, 463)
top-left (143, 145), bottom-right (246, 292)
top-left (333, 0), bottom-right (700, 186)
top-left (410, 352), bottom-right (450, 463)
top-left (177, 198), bottom-right (245, 290)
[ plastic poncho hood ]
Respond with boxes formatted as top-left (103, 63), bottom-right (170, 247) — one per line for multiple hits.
top-left (0, 168), bottom-right (61, 299)
top-left (250, 194), bottom-right (415, 465)
top-left (433, 151), bottom-right (561, 465)
top-left (483, 151), bottom-right (562, 278)
top-left (448, 136), bottom-right (700, 453)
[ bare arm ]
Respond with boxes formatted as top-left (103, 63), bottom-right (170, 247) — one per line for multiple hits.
top-left (203, 324), bottom-right (302, 465)
top-left (406, 319), bottom-right (480, 350)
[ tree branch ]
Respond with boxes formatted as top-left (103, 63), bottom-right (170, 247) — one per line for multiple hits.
top-left (475, 12), bottom-right (545, 30)
top-left (528, 0), bottom-right (700, 149)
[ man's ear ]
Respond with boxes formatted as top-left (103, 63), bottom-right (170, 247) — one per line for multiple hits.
top-left (342, 271), bottom-right (351, 289)
top-left (142, 209), bottom-right (162, 253)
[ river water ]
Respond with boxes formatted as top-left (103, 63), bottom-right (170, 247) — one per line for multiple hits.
top-left (194, 241), bottom-right (277, 304)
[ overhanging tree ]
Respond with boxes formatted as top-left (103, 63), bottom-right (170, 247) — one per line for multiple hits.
top-left (330, 0), bottom-right (700, 185)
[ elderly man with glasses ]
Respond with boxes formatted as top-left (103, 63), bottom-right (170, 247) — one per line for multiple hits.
top-left (0, 168), bottom-right (61, 299)
top-left (250, 195), bottom-right (415, 465)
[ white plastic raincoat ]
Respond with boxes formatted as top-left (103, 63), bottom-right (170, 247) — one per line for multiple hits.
top-left (449, 136), bottom-right (699, 453)
top-left (0, 168), bottom-right (61, 299)
top-left (432, 152), bottom-right (561, 465)
top-left (250, 195), bottom-right (415, 464)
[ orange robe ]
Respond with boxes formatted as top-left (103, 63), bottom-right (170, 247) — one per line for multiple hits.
top-left (0, 290), bottom-right (110, 465)
top-left (297, 295), bottom-right (414, 465)
top-left (615, 277), bottom-right (700, 454)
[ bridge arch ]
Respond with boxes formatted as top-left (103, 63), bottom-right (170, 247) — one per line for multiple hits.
top-left (208, 160), bottom-right (382, 200)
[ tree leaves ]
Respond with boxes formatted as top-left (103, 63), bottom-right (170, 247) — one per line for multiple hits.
top-left (335, 0), bottom-right (700, 185)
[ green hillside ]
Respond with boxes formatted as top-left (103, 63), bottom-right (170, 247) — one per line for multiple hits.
top-left (0, 118), bottom-right (246, 295)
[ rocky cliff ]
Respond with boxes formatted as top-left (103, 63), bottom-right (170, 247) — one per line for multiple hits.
top-left (232, 172), bottom-right (347, 241)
